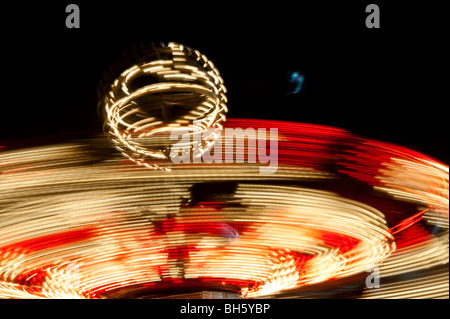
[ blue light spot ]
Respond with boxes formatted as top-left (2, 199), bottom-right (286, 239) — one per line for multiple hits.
top-left (288, 71), bottom-right (304, 94)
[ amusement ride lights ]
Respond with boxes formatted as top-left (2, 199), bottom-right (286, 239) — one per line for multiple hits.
top-left (0, 41), bottom-right (448, 299)
top-left (0, 119), bottom-right (447, 298)
top-left (100, 42), bottom-right (227, 170)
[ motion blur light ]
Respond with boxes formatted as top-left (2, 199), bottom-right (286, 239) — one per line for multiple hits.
top-left (0, 119), bottom-right (447, 299)
top-left (100, 42), bottom-right (228, 170)
top-left (0, 42), bottom-right (447, 299)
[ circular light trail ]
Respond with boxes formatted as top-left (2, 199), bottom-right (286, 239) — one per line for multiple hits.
top-left (99, 42), bottom-right (228, 170)
top-left (0, 119), bottom-right (447, 299)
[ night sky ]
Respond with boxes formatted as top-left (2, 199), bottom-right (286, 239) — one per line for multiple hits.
top-left (2, 1), bottom-right (447, 163)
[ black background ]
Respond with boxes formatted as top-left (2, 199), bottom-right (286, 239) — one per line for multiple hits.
top-left (1, 1), bottom-right (447, 163)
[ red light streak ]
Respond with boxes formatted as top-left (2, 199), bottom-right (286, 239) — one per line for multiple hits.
top-left (0, 227), bottom-right (94, 254)
top-left (390, 209), bottom-right (427, 235)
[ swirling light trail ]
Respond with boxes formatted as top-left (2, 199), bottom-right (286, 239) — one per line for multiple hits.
top-left (0, 119), bottom-right (447, 299)
top-left (100, 42), bottom-right (227, 170)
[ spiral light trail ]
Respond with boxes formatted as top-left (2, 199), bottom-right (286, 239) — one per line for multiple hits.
top-left (100, 42), bottom-right (228, 170)
top-left (0, 119), bottom-right (447, 299)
